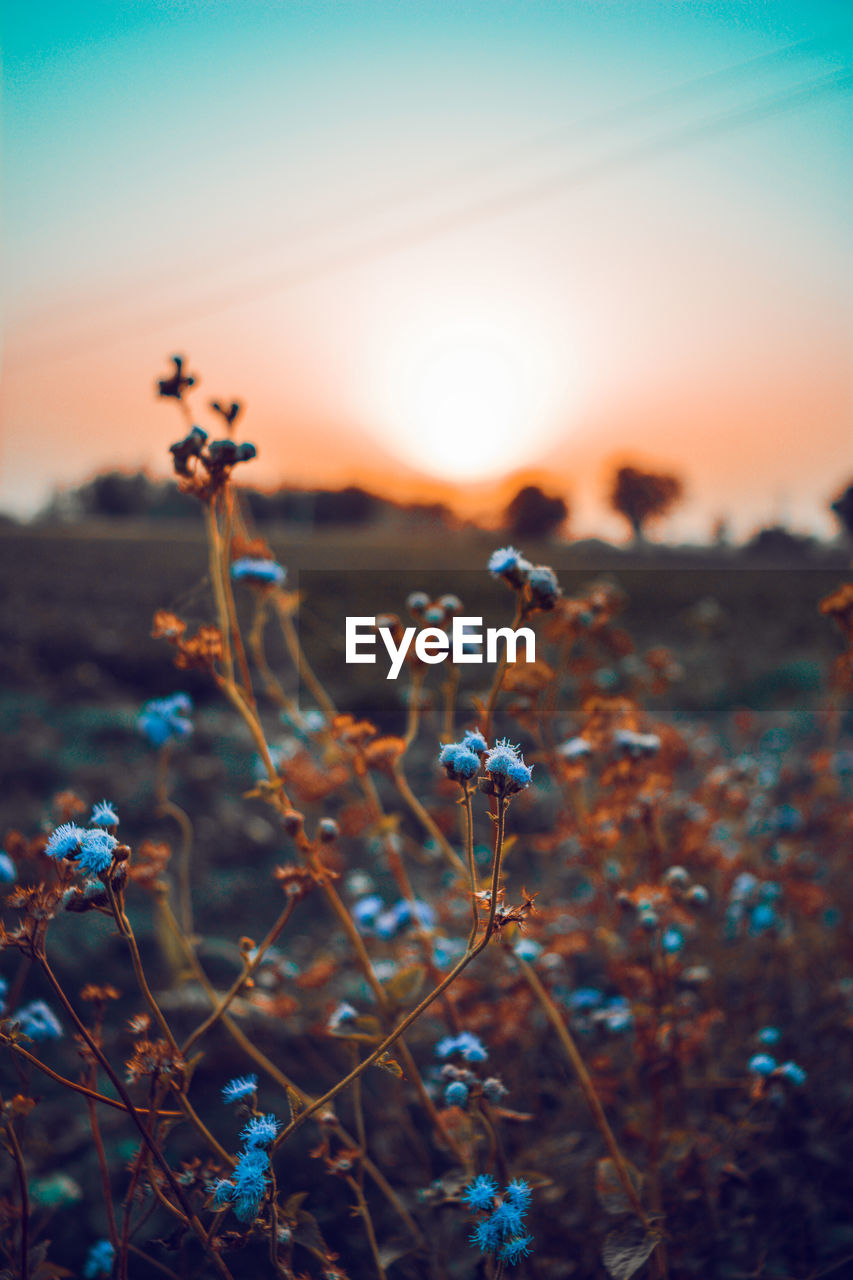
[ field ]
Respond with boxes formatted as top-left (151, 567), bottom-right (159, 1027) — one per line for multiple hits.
top-left (1, 515), bottom-right (851, 1280)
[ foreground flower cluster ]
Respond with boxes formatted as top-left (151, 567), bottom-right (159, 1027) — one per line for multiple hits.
top-left (0, 357), bottom-right (851, 1280)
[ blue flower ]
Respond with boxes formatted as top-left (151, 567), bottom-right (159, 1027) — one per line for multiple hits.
top-left (16, 1000), bottom-right (62, 1041)
top-left (462, 1174), bottom-right (498, 1211)
top-left (90, 800), bottom-right (119, 827)
top-left (352, 895), bottom-right (384, 932)
top-left (491, 1199), bottom-right (525, 1237)
top-left (462, 729), bottom-right (488, 754)
top-left (45, 823), bottom-right (86, 859)
top-left (138, 694), bottom-right (193, 747)
top-left (513, 938), bottom-right (543, 963)
top-left (661, 927), bottom-right (684, 954)
top-left (233, 1146), bottom-right (269, 1222)
top-left (231, 557), bottom-right (286, 587)
top-left (778, 1060), bottom-right (807, 1086)
top-left (484, 740), bottom-right (533, 791)
top-left (748, 1053), bottom-right (777, 1077)
top-left (439, 742), bottom-right (481, 780)
top-left (436, 1032), bottom-right (487, 1063)
top-left (482, 1077), bottom-right (508, 1102)
top-left (488, 547), bottom-right (530, 578)
top-left (567, 987), bottom-right (603, 1011)
top-left (328, 1002), bottom-right (358, 1032)
top-left (222, 1075), bottom-right (258, 1104)
top-left (757, 1026), bottom-right (781, 1046)
top-left (505, 1179), bottom-right (532, 1211)
top-left (470, 1215), bottom-right (504, 1253)
top-left (0, 852), bottom-right (17, 885)
top-left (394, 898), bottom-right (437, 931)
top-left (211, 1178), bottom-right (234, 1207)
top-left (444, 1081), bottom-right (469, 1108)
top-left (499, 1234), bottom-right (533, 1265)
top-left (83, 1240), bottom-right (115, 1278)
top-left (240, 1114), bottom-right (279, 1148)
top-left (526, 565), bottom-right (560, 606)
top-left (77, 830), bottom-right (118, 876)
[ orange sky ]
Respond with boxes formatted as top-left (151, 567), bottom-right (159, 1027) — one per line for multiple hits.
top-left (3, 3), bottom-right (851, 538)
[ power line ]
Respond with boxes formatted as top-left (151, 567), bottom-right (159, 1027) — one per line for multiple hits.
top-left (18, 63), bottom-right (852, 368)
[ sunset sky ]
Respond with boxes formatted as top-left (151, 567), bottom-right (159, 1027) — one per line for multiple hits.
top-left (2, 1), bottom-right (851, 538)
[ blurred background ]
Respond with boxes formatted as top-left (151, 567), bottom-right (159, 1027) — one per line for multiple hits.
top-left (2, 0), bottom-right (851, 541)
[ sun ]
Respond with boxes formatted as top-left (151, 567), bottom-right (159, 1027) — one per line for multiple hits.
top-left (354, 292), bottom-right (580, 484)
top-left (395, 334), bottom-right (540, 480)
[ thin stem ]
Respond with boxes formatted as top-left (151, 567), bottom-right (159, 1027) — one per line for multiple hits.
top-left (181, 897), bottom-right (297, 1057)
top-left (272, 798), bottom-right (511, 1154)
top-left (221, 488), bottom-right (255, 703)
top-left (345, 1175), bottom-right (388, 1280)
top-left (3, 1042), bottom-right (180, 1116)
top-left (86, 1092), bottom-right (120, 1251)
top-left (482, 602), bottom-right (522, 742)
top-left (205, 499), bottom-right (234, 684)
top-left (463, 782), bottom-right (479, 950)
top-left (105, 879), bottom-right (181, 1056)
top-left (272, 593), bottom-right (337, 723)
top-left (4, 1120), bottom-right (29, 1280)
top-left (156, 892), bottom-right (425, 1248)
top-left (515, 955), bottom-right (655, 1234)
top-left (37, 951), bottom-right (236, 1280)
top-left (392, 760), bottom-right (466, 877)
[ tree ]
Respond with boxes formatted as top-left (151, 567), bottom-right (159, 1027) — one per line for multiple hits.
top-left (831, 482), bottom-right (853, 541)
top-left (504, 485), bottom-right (568, 540)
top-left (609, 466), bottom-right (683, 543)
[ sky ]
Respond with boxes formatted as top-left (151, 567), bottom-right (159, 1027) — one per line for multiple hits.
top-left (2, 0), bottom-right (851, 538)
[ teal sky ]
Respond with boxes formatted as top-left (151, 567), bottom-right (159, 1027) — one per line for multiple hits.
top-left (2, 2), bottom-right (851, 532)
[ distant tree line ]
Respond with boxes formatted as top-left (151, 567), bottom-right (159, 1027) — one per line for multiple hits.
top-left (47, 472), bottom-right (453, 529)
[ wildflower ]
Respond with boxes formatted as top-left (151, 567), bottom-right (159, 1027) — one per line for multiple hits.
top-left (488, 547), bottom-right (531, 580)
top-left (138, 694), bottom-right (193, 747)
top-left (778, 1061), bottom-right (807, 1086)
top-left (0, 852), bottom-right (17, 885)
top-left (240, 1114), bottom-right (279, 1148)
top-left (613, 729), bottom-right (661, 757)
top-left (406, 591), bottom-right (430, 614)
top-left (439, 742), bottom-right (481, 781)
top-left (470, 1215), bottom-right (504, 1253)
top-left (211, 1178), bottom-right (235, 1207)
top-left (505, 1179), bottom-right (532, 1211)
top-left (462, 729), bottom-right (488, 754)
top-left (436, 1032), bottom-right (488, 1063)
top-left (352, 895), bottom-right (384, 932)
top-left (328, 1002), bottom-right (358, 1032)
top-left (231, 557), bottom-right (286, 587)
top-left (444, 1080), bottom-right (469, 1108)
top-left (558, 737), bottom-right (592, 761)
top-left (661, 927), bottom-right (684, 954)
top-left (513, 938), bottom-right (543, 963)
top-left (500, 1234), bottom-right (534, 1265)
top-left (233, 1146), bottom-right (269, 1222)
top-left (566, 987), bottom-right (603, 1011)
top-left (90, 800), bottom-right (119, 827)
top-left (76, 830), bottom-right (118, 876)
top-left (83, 1240), bottom-right (115, 1279)
top-left (222, 1074), bottom-right (258, 1104)
top-left (44, 823), bottom-right (86, 859)
top-left (484, 739), bottom-right (533, 792)
top-left (491, 1199), bottom-right (525, 1237)
top-left (15, 1000), bottom-right (62, 1041)
top-left (526, 564), bottom-right (561, 609)
top-left (748, 1053), bottom-right (777, 1077)
top-left (757, 1026), bottom-right (781, 1046)
top-left (482, 1077), bottom-right (508, 1103)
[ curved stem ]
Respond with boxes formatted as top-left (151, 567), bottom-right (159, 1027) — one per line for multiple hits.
top-left (4, 1120), bottom-right (29, 1280)
top-left (515, 955), bottom-right (655, 1234)
top-left (37, 951), bottom-right (235, 1280)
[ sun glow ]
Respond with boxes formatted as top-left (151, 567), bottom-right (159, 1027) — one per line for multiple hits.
top-left (354, 285), bottom-right (582, 483)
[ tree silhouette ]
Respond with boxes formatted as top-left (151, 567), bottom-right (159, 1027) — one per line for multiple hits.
top-left (831, 482), bottom-right (853, 541)
top-left (504, 485), bottom-right (568, 540)
top-left (609, 466), bottom-right (683, 543)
